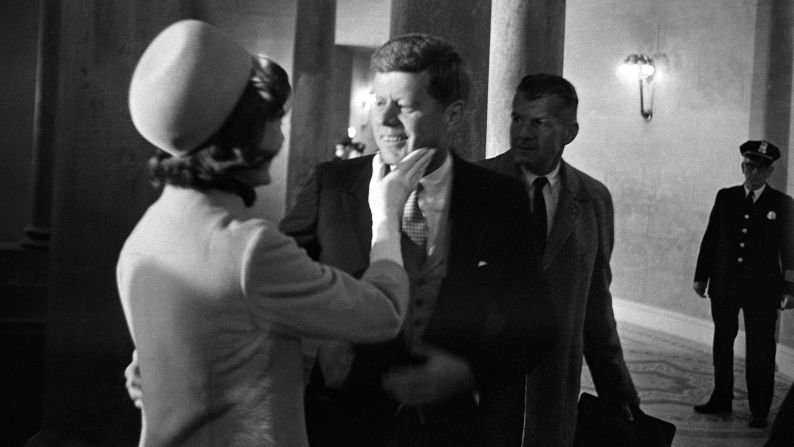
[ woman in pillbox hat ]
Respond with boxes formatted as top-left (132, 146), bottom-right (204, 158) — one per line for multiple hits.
top-left (119, 19), bottom-right (434, 446)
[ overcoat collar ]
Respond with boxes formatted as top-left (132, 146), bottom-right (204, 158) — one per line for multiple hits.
top-left (488, 150), bottom-right (589, 270)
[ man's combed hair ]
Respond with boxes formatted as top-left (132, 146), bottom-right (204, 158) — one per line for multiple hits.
top-left (149, 56), bottom-right (291, 206)
top-left (516, 73), bottom-right (578, 117)
top-left (370, 33), bottom-right (470, 107)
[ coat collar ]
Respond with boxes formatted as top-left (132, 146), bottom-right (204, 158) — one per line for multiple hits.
top-left (541, 161), bottom-right (588, 269)
top-left (485, 150), bottom-right (589, 270)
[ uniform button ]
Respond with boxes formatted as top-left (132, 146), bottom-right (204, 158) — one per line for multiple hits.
top-left (740, 242), bottom-right (745, 248)
top-left (744, 214), bottom-right (750, 219)
top-left (742, 228), bottom-right (748, 233)
top-left (738, 257), bottom-right (743, 263)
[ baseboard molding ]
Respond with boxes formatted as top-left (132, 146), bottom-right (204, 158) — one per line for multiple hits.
top-left (612, 297), bottom-right (794, 381)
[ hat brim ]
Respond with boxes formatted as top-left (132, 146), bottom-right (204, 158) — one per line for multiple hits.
top-left (743, 152), bottom-right (775, 162)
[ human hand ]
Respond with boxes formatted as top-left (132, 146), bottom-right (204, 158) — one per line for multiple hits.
top-left (382, 345), bottom-right (474, 406)
top-left (693, 281), bottom-right (707, 298)
top-left (368, 148), bottom-right (435, 225)
top-left (125, 350), bottom-right (143, 410)
top-left (781, 294), bottom-right (794, 310)
top-left (617, 401), bottom-right (634, 422)
top-left (317, 340), bottom-right (354, 389)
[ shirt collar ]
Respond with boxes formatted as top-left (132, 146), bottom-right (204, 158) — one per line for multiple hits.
top-left (520, 161), bottom-right (561, 189)
top-left (745, 183), bottom-right (766, 198)
top-left (418, 150), bottom-right (453, 209)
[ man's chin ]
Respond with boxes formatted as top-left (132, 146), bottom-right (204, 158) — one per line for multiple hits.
top-left (513, 150), bottom-right (538, 164)
top-left (377, 147), bottom-right (408, 165)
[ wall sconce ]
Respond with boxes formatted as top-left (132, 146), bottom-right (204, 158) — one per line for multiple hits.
top-left (619, 53), bottom-right (656, 121)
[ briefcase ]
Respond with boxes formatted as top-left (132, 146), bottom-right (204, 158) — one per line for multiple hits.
top-left (572, 392), bottom-right (676, 447)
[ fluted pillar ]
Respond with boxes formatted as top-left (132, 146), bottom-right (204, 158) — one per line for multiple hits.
top-left (390, 0), bottom-right (492, 161)
top-left (749, 0), bottom-right (792, 194)
top-left (749, 0), bottom-right (794, 373)
top-left (485, 0), bottom-right (566, 158)
top-left (29, 2), bottom-right (191, 445)
top-left (20, 0), bottom-right (59, 250)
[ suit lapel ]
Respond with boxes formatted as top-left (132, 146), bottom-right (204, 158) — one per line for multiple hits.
top-left (423, 156), bottom-right (489, 350)
top-left (755, 184), bottom-right (775, 210)
top-left (542, 162), bottom-right (583, 270)
top-left (446, 155), bottom-right (488, 271)
top-left (482, 151), bottom-right (584, 271)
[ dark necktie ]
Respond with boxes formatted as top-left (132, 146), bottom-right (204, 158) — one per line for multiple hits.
top-left (746, 189), bottom-right (755, 209)
top-left (402, 186), bottom-right (428, 267)
top-left (532, 177), bottom-right (548, 255)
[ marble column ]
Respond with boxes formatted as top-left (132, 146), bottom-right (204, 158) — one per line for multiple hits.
top-left (28, 2), bottom-right (191, 445)
top-left (20, 0), bottom-right (57, 250)
top-left (330, 45), bottom-right (354, 155)
top-left (485, 0), bottom-right (567, 158)
top-left (285, 0), bottom-right (337, 211)
top-left (390, 0), bottom-right (492, 161)
top-left (750, 0), bottom-right (792, 193)
top-left (750, 0), bottom-right (794, 371)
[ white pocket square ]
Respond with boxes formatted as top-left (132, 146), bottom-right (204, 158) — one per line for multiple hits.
top-left (477, 261), bottom-right (488, 267)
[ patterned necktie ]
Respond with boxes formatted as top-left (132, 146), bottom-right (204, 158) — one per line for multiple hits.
top-left (402, 186), bottom-right (428, 267)
top-left (532, 177), bottom-right (548, 255)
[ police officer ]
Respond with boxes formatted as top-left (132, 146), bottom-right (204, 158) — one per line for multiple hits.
top-left (693, 140), bottom-right (794, 428)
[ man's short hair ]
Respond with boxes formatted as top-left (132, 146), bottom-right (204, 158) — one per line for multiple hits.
top-left (516, 73), bottom-right (578, 118)
top-left (371, 33), bottom-right (470, 107)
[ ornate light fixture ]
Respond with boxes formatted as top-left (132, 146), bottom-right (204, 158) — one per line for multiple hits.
top-left (619, 53), bottom-right (656, 121)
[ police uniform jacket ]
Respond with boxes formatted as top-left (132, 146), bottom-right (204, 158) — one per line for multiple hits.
top-left (695, 184), bottom-right (794, 299)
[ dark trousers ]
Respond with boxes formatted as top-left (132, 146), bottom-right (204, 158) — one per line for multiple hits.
top-left (710, 288), bottom-right (778, 416)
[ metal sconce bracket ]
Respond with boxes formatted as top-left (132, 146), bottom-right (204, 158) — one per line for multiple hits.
top-left (621, 53), bottom-right (656, 121)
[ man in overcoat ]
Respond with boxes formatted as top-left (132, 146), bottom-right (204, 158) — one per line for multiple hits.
top-left (281, 34), bottom-right (555, 447)
top-left (479, 73), bottom-right (639, 447)
top-left (693, 140), bottom-right (794, 428)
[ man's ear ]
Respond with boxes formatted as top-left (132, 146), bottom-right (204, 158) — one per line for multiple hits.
top-left (564, 121), bottom-right (579, 146)
top-left (444, 100), bottom-right (465, 128)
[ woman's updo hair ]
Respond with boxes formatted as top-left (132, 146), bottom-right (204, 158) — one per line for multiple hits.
top-left (149, 56), bottom-right (291, 206)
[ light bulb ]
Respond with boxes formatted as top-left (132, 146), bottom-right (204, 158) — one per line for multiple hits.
top-left (640, 63), bottom-right (655, 78)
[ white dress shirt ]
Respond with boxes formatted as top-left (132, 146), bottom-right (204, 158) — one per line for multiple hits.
top-left (745, 184), bottom-right (766, 202)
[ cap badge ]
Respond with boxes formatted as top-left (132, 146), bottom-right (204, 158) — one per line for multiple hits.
top-left (767, 210), bottom-right (776, 220)
top-left (759, 141), bottom-right (768, 154)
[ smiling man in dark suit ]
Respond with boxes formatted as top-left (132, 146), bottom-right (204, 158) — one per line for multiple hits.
top-left (693, 140), bottom-right (794, 428)
top-left (280, 34), bottom-right (555, 447)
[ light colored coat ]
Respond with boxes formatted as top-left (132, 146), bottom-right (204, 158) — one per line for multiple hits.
top-left (117, 186), bottom-right (409, 447)
top-left (479, 151), bottom-right (638, 447)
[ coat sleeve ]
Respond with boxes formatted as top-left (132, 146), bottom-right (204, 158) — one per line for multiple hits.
top-left (694, 190), bottom-right (722, 283)
top-left (279, 166), bottom-right (322, 260)
top-left (240, 224), bottom-right (409, 343)
top-left (582, 188), bottom-right (640, 406)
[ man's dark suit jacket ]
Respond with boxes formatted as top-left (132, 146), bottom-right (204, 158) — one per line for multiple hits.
top-left (695, 184), bottom-right (794, 299)
top-left (280, 153), bottom-right (556, 447)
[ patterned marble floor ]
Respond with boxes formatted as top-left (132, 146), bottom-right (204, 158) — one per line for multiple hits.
top-left (581, 322), bottom-right (793, 447)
